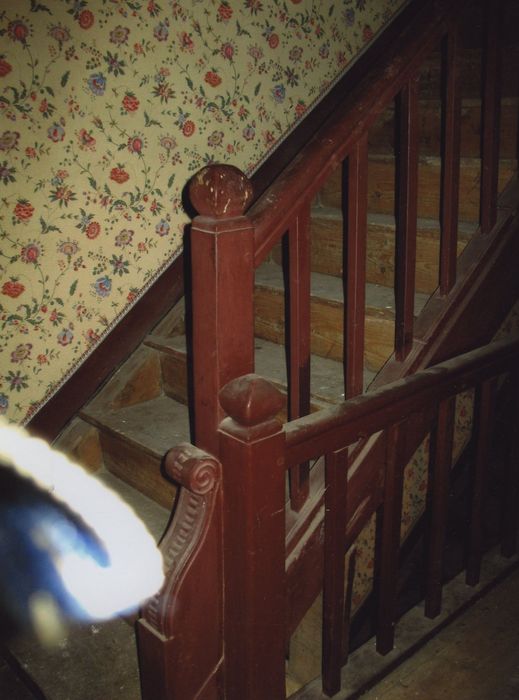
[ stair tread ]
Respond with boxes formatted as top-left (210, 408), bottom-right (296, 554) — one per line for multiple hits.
top-left (82, 395), bottom-right (190, 459)
top-left (256, 262), bottom-right (431, 315)
top-left (310, 209), bottom-right (478, 240)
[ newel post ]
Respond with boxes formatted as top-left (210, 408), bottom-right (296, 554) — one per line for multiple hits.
top-left (189, 165), bottom-right (255, 456)
top-left (218, 374), bottom-right (287, 700)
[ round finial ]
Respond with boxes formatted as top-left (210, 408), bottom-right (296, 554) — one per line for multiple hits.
top-left (189, 164), bottom-right (253, 218)
top-left (219, 374), bottom-right (285, 427)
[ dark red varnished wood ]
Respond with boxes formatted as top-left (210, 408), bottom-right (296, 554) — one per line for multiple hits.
top-left (424, 396), bottom-right (455, 618)
top-left (480, 0), bottom-right (503, 234)
top-left (439, 26), bottom-right (462, 294)
top-left (287, 202), bottom-right (312, 511)
top-left (344, 135), bottom-right (369, 398)
top-left (322, 448), bottom-right (349, 696)
top-left (395, 78), bottom-right (419, 360)
top-left (190, 166), bottom-right (255, 455)
top-left (138, 443), bottom-right (223, 700)
top-left (376, 422), bottom-right (407, 653)
top-left (466, 378), bottom-right (497, 585)
top-left (501, 371), bottom-right (519, 557)
top-left (218, 375), bottom-right (286, 700)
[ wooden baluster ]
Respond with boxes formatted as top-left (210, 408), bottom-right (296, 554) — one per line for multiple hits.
top-left (286, 201), bottom-right (312, 511)
top-left (219, 374), bottom-right (286, 700)
top-left (138, 444), bottom-right (223, 700)
top-left (395, 78), bottom-right (419, 360)
top-left (342, 547), bottom-right (357, 662)
top-left (322, 447), bottom-right (349, 696)
top-left (189, 165), bottom-right (255, 455)
top-left (501, 371), bottom-right (519, 557)
top-left (344, 134), bottom-right (368, 399)
top-left (376, 422), bottom-right (407, 654)
top-left (480, 0), bottom-right (503, 234)
top-left (439, 25), bottom-right (461, 294)
top-left (424, 396), bottom-right (455, 618)
top-left (466, 379), bottom-right (496, 585)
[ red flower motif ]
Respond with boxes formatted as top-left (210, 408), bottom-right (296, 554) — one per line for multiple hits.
top-left (182, 120), bottom-right (195, 137)
top-left (0, 59), bottom-right (12, 77)
top-left (363, 24), bottom-right (374, 42)
top-left (204, 71), bottom-right (222, 87)
top-left (78, 10), bottom-right (95, 29)
top-left (2, 280), bottom-right (25, 298)
top-left (20, 242), bottom-right (40, 263)
top-left (14, 200), bottom-right (34, 221)
top-left (128, 136), bottom-right (143, 154)
top-left (221, 42), bottom-right (234, 60)
top-left (268, 34), bottom-right (279, 49)
top-left (7, 20), bottom-right (29, 43)
top-left (122, 93), bottom-right (139, 112)
top-left (110, 167), bottom-right (129, 184)
top-left (218, 4), bottom-right (233, 20)
top-left (86, 221), bottom-right (101, 239)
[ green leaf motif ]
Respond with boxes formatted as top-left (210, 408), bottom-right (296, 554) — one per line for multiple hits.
top-left (69, 280), bottom-right (78, 296)
top-left (61, 71), bottom-right (70, 88)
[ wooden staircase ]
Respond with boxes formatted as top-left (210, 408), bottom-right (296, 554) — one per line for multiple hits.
top-left (11, 0), bottom-right (519, 698)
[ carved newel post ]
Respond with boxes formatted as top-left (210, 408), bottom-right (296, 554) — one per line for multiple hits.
top-left (218, 374), bottom-right (287, 700)
top-left (137, 443), bottom-right (223, 700)
top-left (189, 164), bottom-right (255, 456)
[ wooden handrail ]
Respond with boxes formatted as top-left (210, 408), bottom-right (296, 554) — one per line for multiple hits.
top-left (285, 334), bottom-right (519, 466)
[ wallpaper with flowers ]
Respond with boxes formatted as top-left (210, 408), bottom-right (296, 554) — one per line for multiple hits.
top-left (0, 0), bottom-right (406, 424)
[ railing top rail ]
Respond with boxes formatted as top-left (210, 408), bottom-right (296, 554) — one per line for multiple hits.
top-left (249, 0), bottom-right (461, 267)
top-left (285, 334), bottom-right (519, 466)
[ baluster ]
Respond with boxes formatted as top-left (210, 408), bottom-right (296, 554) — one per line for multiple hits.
top-left (501, 371), bottom-right (519, 557)
top-left (466, 378), bottom-right (496, 585)
top-left (138, 444), bottom-right (223, 700)
top-left (323, 447), bottom-right (349, 696)
top-left (376, 422), bottom-right (407, 654)
top-left (424, 396), bottom-right (455, 618)
top-left (480, 0), bottom-right (503, 234)
top-left (286, 201), bottom-right (312, 510)
top-left (219, 374), bottom-right (286, 700)
top-left (189, 165), bottom-right (255, 455)
top-left (439, 24), bottom-right (461, 294)
top-left (395, 77), bottom-right (419, 359)
top-left (344, 134), bottom-right (369, 398)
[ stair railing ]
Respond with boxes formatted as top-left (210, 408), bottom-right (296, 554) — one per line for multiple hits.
top-left (188, 0), bottom-right (505, 515)
top-left (218, 334), bottom-right (519, 698)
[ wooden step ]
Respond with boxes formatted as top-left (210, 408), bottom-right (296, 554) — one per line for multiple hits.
top-left (368, 98), bottom-right (518, 160)
top-left (254, 263), bottom-right (430, 373)
top-left (146, 333), bottom-right (376, 408)
top-left (81, 393), bottom-right (189, 509)
top-left (305, 212), bottom-right (476, 294)
top-left (319, 156), bottom-right (516, 222)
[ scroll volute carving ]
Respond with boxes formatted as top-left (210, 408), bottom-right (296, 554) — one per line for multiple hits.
top-left (141, 442), bottom-right (222, 641)
top-left (189, 164), bottom-right (253, 218)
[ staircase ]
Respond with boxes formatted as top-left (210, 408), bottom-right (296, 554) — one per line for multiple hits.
top-left (9, 0), bottom-right (519, 697)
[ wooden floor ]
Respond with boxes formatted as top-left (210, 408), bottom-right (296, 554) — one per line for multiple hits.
top-left (361, 565), bottom-right (519, 700)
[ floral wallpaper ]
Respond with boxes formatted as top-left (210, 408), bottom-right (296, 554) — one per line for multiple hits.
top-left (0, 0), bottom-right (405, 424)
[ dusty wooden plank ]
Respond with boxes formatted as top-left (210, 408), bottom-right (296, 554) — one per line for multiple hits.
top-left (320, 156), bottom-right (515, 222)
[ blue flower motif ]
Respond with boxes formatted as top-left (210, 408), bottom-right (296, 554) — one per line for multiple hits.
top-left (93, 276), bottom-right (112, 297)
top-left (155, 219), bottom-right (170, 237)
top-left (272, 84), bottom-right (285, 103)
top-left (0, 393), bottom-right (8, 415)
top-left (87, 73), bottom-right (107, 96)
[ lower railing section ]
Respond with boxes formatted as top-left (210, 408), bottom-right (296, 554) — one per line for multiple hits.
top-left (137, 334), bottom-right (519, 699)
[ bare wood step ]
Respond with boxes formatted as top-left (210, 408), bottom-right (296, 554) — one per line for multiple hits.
top-left (81, 395), bottom-right (189, 508)
top-left (254, 263), bottom-right (430, 373)
top-left (368, 98), bottom-right (518, 160)
top-left (145, 333), bottom-right (376, 407)
top-left (305, 213), bottom-right (476, 294)
top-left (319, 156), bottom-right (516, 222)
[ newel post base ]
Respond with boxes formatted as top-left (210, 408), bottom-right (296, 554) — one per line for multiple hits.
top-left (137, 443), bottom-right (223, 700)
top-left (189, 165), bottom-right (255, 455)
top-left (218, 374), bottom-right (287, 700)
